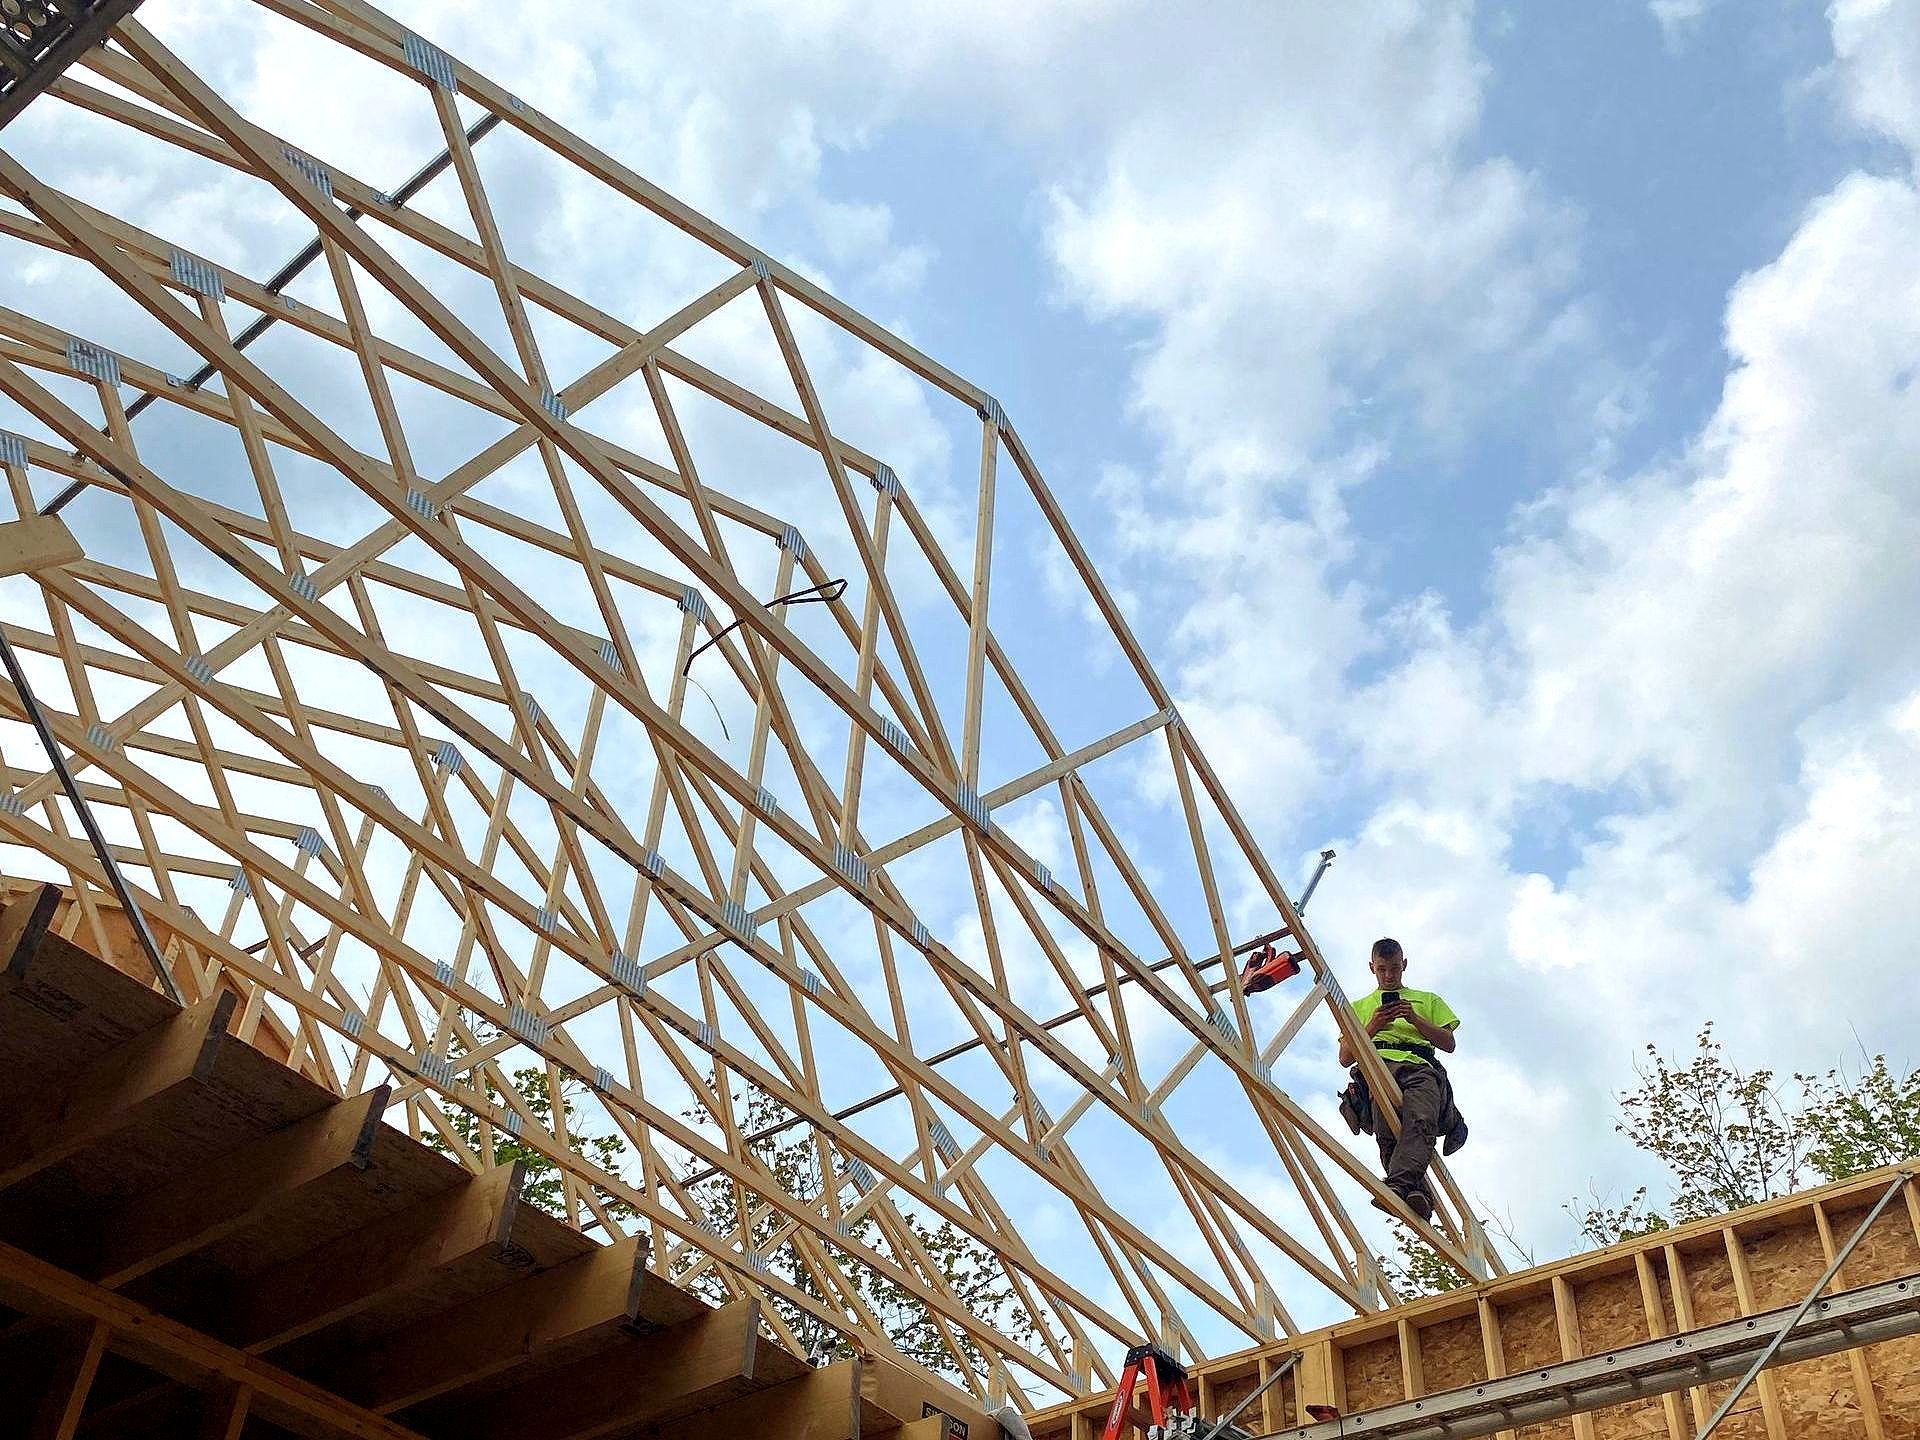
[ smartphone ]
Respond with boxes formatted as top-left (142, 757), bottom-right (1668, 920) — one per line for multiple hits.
top-left (1380, 990), bottom-right (1401, 1007)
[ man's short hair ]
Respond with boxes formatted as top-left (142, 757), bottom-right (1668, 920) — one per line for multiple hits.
top-left (1371, 937), bottom-right (1403, 960)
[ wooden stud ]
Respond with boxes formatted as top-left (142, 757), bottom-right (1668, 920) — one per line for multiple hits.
top-left (196, 1384), bottom-right (252, 1440)
top-left (1634, 1249), bottom-right (1689, 1440)
top-left (1812, 1198), bottom-right (1886, 1440)
top-left (1664, 1243), bottom-right (1713, 1432)
top-left (1722, 1226), bottom-right (1788, 1440)
top-left (1551, 1275), bottom-right (1597, 1440)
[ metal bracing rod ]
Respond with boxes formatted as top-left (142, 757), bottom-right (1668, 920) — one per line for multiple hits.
top-left (38, 111), bottom-right (502, 515)
top-left (1200, 1349), bottom-right (1299, 1440)
top-left (1295, 849), bottom-right (1335, 911)
top-left (1693, 1169), bottom-right (1913, 1439)
top-left (682, 850), bottom-right (1337, 1187)
top-left (0, 624), bottom-right (181, 1002)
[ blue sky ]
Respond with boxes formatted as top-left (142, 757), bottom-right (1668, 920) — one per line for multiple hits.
top-left (606, 0), bottom-right (1920, 1258)
top-left (4, 0), bottom-right (1920, 1384)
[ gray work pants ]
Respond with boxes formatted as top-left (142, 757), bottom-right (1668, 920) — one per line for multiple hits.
top-left (1374, 1061), bottom-right (1448, 1198)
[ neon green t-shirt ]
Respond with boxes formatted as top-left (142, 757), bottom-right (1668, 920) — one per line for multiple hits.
top-left (1352, 987), bottom-right (1460, 1066)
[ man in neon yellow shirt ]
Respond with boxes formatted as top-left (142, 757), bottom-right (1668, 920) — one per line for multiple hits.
top-left (1337, 937), bottom-right (1462, 1222)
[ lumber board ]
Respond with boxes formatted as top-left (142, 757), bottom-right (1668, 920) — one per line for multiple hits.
top-left (672, 1357), bottom-right (867, 1440)
top-left (26, 1318), bottom-right (110, 1440)
top-left (421, 1296), bottom-right (802, 1439)
top-left (0, 513), bottom-right (84, 577)
top-left (331, 1236), bottom-right (688, 1412)
top-left (64, 1086), bottom-right (388, 1288)
top-left (0, 1238), bottom-right (426, 1440)
top-left (1031, 1166), bottom-right (1920, 1440)
top-left (0, 990), bottom-right (235, 1191)
top-left (217, 1160), bottom-right (534, 1351)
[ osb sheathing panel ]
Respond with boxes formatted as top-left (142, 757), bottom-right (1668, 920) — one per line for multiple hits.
top-left (1498, 1293), bottom-right (1575, 1440)
top-left (1210, 1370), bottom-right (1262, 1423)
top-left (1030, 1170), bottom-right (1920, 1440)
top-left (1340, 1334), bottom-right (1403, 1410)
top-left (1416, 1312), bottom-right (1486, 1393)
top-left (1741, 1218), bottom-right (1877, 1437)
top-left (1572, 1267), bottom-right (1667, 1440)
top-left (1837, 1199), bottom-right (1920, 1438)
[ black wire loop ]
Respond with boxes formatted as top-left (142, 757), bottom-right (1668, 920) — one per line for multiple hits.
top-left (681, 577), bottom-right (848, 677)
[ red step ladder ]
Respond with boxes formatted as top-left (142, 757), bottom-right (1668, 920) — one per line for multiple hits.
top-left (1101, 1342), bottom-right (1196, 1440)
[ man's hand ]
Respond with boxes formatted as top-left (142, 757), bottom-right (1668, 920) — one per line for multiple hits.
top-left (1366, 1003), bottom-right (1408, 1035)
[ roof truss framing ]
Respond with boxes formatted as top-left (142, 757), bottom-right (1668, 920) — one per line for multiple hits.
top-left (0, 0), bottom-right (1500, 1408)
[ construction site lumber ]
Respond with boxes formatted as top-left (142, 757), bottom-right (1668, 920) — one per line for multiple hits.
top-left (0, 883), bottom-right (994, 1438)
top-left (1273, 1268), bottom-right (1918, 1440)
top-left (1031, 1164), bottom-right (1920, 1440)
top-left (0, 0), bottom-right (1506, 1400)
top-left (0, 4), bottom-right (1912, 1430)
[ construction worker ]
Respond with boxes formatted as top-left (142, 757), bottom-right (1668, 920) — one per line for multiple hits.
top-left (1336, 937), bottom-right (1464, 1222)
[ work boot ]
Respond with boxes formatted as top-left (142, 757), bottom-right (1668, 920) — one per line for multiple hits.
top-left (1369, 1186), bottom-right (1432, 1224)
top-left (1401, 1186), bottom-right (1433, 1222)
top-left (1443, 1115), bottom-right (1468, 1156)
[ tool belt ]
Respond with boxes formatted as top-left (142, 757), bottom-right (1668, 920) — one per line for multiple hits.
top-left (1374, 1038), bottom-right (1437, 1063)
top-left (1338, 1050), bottom-right (1467, 1152)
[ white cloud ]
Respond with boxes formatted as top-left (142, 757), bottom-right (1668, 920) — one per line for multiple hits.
top-left (1451, 170), bottom-right (1920, 842)
top-left (1830, 0), bottom-right (1920, 155)
top-left (1304, 11), bottom-right (1920, 1250)
top-left (1041, 5), bottom-right (1572, 488)
top-left (1648, 0), bottom-right (1719, 48)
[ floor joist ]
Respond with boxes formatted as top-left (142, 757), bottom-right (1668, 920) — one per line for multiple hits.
top-left (0, 884), bottom-right (999, 1438)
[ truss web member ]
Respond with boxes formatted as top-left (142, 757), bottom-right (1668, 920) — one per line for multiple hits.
top-left (1336, 937), bottom-right (1467, 1222)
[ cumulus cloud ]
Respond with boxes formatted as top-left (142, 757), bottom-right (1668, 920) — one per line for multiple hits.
top-left (1345, 11), bottom-right (1920, 1243)
top-left (1022, 0), bottom-right (1920, 1254)
top-left (1829, 0), bottom-right (1920, 155)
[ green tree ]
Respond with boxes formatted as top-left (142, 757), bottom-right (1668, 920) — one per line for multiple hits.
top-left (1564, 1185), bottom-right (1668, 1249)
top-left (425, 1050), bottom-right (637, 1223)
top-left (420, 1017), bottom-right (635, 1222)
top-left (1375, 1230), bottom-right (1468, 1301)
top-left (1570, 1026), bottom-right (1920, 1243)
top-left (1614, 1023), bottom-right (1805, 1224)
top-left (676, 1082), bottom-right (1051, 1384)
top-left (1796, 1055), bottom-right (1920, 1181)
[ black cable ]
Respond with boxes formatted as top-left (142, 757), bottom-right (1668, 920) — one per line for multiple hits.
top-left (681, 577), bottom-right (847, 678)
top-left (39, 112), bottom-right (502, 516)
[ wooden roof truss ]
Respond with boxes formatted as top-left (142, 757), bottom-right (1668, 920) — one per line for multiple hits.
top-left (0, 0), bottom-right (1501, 1408)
